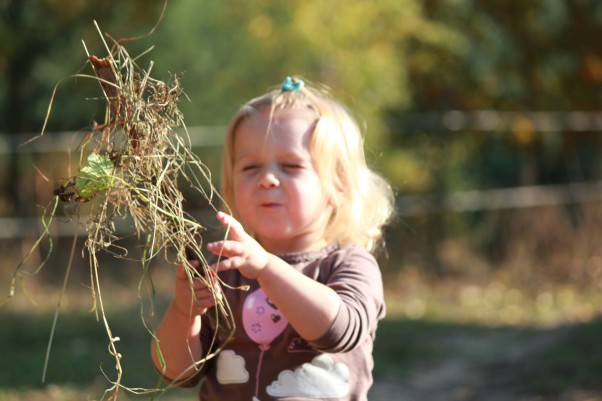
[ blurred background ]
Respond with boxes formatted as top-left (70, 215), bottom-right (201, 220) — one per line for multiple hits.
top-left (1, 1), bottom-right (601, 400)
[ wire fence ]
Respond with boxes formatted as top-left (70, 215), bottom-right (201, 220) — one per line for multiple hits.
top-left (395, 110), bottom-right (602, 133)
top-left (1, 125), bottom-right (602, 238)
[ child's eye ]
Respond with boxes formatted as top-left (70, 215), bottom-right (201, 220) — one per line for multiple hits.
top-left (241, 164), bottom-right (259, 172)
top-left (282, 163), bottom-right (302, 170)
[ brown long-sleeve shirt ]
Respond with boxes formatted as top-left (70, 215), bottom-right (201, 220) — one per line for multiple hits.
top-left (173, 243), bottom-right (385, 401)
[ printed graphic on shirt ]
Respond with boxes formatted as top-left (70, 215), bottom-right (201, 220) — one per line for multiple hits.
top-left (287, 336), bottom-right (315, 353)
top-left (216, 350), bottom-right (249, 384)
top-left (242, 288), bottom-right (289, 347)
top-left (242, 288), bottom-right (291, 399)
top-left (266, 354), bottom-right (350, 398)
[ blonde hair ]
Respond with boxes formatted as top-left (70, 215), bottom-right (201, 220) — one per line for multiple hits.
top-left (221, 78), bottom-right (395, 253)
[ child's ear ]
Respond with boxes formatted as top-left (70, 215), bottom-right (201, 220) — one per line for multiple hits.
top-left (327, 178), bottom-right (345, 208)
top-left (327, 190), bottom-right (337, 208)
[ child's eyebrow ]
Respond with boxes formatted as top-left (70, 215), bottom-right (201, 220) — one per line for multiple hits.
top-left (233, 154), bottom-right (255, 164)
top-left (277, 150), bottom-right (313, 162)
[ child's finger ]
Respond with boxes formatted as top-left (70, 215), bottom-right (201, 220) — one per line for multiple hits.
top-left (176, 259), bottom-right (204, 280)
top-left (206, 240), bottom-right (222, 256)
top-left (216, 212), bottom-right (247, 241)
top-left (175, 263), bottom-right (188, 279)
top-left (187, 258), bottom-right (201, 269)
top-left (211, 256), bottom-right (243, 272)
top-left (207, 240), bottom-right (243, 257)
top-left (195, 276), bottom-right (222, 301)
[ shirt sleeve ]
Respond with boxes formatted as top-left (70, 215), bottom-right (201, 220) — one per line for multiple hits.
top-left (308, 246), bottom-right (386, 353)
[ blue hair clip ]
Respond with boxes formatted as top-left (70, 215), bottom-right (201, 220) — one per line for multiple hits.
top-left (281, 76), bottom-right (304, 92)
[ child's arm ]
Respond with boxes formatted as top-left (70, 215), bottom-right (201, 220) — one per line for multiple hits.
top-left (207, 212), bottom-right (341, 341)
top-left (151, 261), bottom-right (220, 383)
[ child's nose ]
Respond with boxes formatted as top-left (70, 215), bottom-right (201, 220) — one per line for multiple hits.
top-left (258, 167), bottom-right (280, 188)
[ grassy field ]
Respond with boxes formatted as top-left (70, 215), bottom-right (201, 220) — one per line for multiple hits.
top-left (1, 258), bottom-right (602, 400)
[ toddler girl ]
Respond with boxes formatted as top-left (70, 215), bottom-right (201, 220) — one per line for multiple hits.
top-left (152, 76), bottom-right (395, 401)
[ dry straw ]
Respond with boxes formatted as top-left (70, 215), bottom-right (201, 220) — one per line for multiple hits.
top-left (4, 21), bottom-right (234, 400)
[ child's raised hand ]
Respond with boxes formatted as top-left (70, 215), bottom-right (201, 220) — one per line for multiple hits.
top-left (173, 258), bottom-right (221, 316)
top-left (206, 212), bottom-right (270, 279)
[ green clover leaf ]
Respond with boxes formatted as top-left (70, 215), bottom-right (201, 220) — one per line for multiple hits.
top-left (75, 153), bottom-right (116, 199)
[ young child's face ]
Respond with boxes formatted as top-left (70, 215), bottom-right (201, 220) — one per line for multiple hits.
top-left (231, 108), bottom-right (333, 254)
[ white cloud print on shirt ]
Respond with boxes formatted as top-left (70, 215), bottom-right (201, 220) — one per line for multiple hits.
top-left (266, 354), bottom-right (350, 398)
top-left (216, 350), bottom-right (249, 384)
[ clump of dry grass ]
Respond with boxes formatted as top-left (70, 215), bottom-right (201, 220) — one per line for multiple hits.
top-left (3, 22), bottom-right (233, 400)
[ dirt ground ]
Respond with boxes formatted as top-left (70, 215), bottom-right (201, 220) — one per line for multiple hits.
top-left (368, 324), bottom-right (602, 401)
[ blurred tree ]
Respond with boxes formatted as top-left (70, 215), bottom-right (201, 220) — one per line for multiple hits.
top-left (149, 0), bottom-right (446, 141)
top-left (386, 0), bottom-right (602, 193)
top-left (1, 0), bottom-right (601, 274)
top-left (115, 0), bottom-right (453, 200)
top-left (0, 0), bottom-right (165, 214)
top-left (381, 0), bottom-right (602, 272)
top-left (0, 0), bottom-right (164, 133)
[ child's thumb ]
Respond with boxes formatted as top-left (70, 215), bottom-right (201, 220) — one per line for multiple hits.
top-left (175, 263), bottom-right (188, 280)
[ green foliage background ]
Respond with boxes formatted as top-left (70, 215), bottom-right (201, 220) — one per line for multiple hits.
top-left (1, 2), bottom-right (602, 400)
top-left (1, 0), bottom-right (601, 275)
top-left (2, 1), bottom-right (601, 188)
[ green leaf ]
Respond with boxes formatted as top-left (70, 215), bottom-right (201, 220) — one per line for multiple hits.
top-left (75, 153), bottom-right (116, 199)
